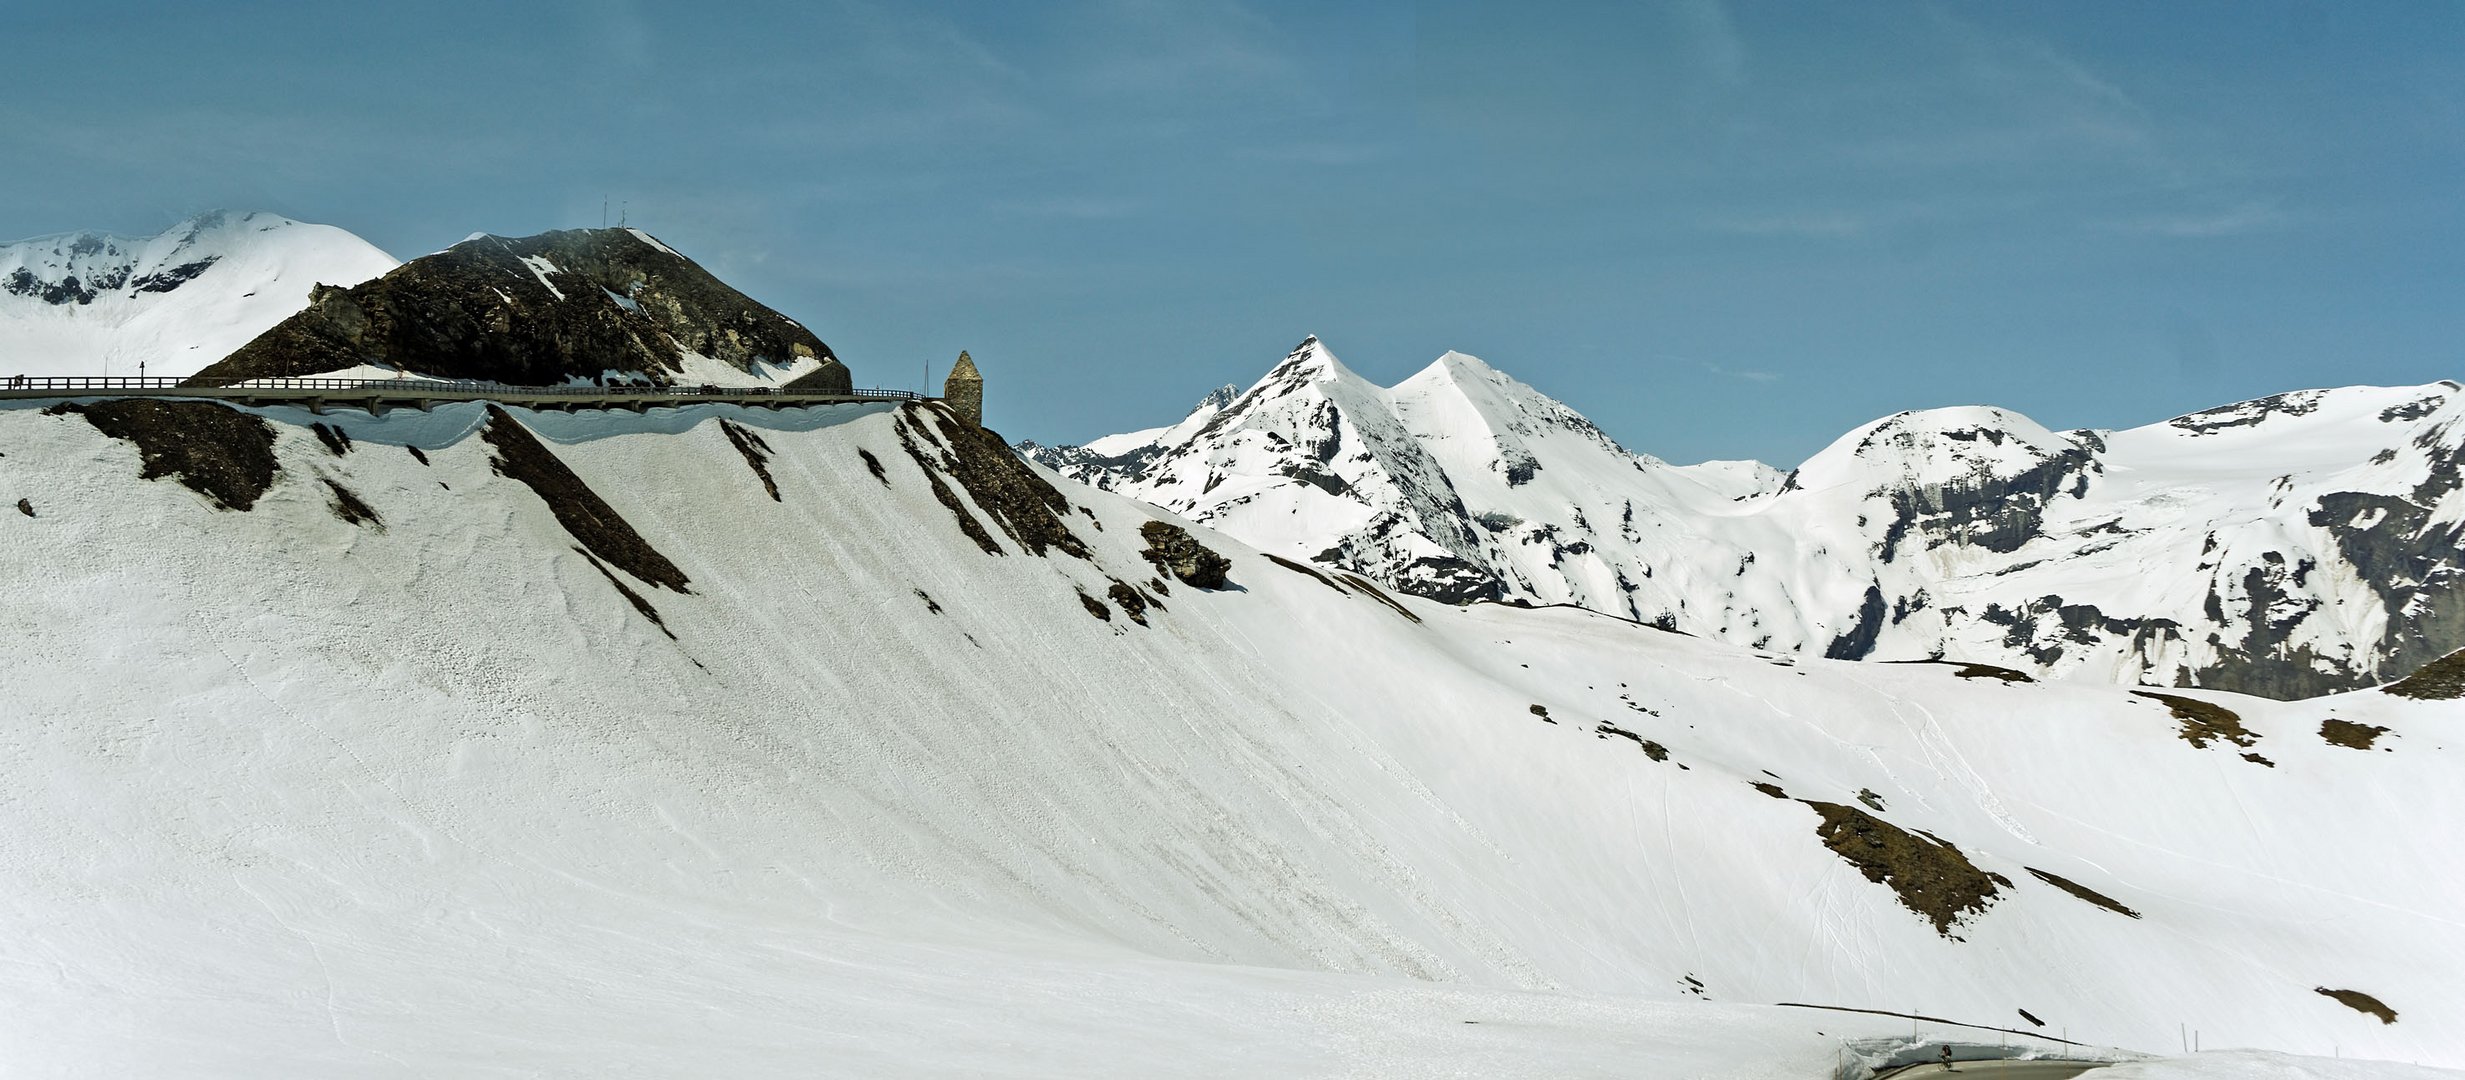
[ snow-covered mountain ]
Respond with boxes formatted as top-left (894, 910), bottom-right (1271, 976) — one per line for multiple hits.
top-left (1028, 337), bottom-right (2465, 699)
top-left (0, 211), bottom-right (398, 378)
top-left (2, 392), bottom-right (2459, 1075)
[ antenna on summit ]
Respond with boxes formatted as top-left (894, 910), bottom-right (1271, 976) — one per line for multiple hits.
top-left (602, 197), bottom-right (608, 228)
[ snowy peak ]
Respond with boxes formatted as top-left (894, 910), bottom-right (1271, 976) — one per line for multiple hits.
top-left (1041, 344), bottom-right (2465, 699)
top-left (0, 211), bottom-right (398, 378)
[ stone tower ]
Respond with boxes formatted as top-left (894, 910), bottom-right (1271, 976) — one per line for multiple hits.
top-left (943, 350), bottom-right (983, 427)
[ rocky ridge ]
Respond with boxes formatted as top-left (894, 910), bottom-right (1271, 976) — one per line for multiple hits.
top-left (196, 227), bottom-right (847, 390)
top-left (1027, 338), bottom-right (2465, 699)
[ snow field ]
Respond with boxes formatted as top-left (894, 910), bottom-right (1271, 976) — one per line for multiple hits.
top-left (0, 398), bottom-right (2455, 1076)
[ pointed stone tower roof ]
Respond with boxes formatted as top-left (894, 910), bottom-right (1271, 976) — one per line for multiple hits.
top-left (943, 350), bottom-right (984, 426)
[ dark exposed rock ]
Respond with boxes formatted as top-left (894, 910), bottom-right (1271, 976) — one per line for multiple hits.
top-left (406, 445), bottom-right (430, 466)
top-left (782, 356), bottom-right (853, 394)
top-left (1106, 581), bottom-right (1150, 626)
top-left (2382, 647), bottom-right (2465, 700)
top-left (2169, 391), bottom-right (2324, 434)
top-left (130, 258), bottom-right (219, 294)
top-left (1803, 800), bottom-right (2010, 938)
top-left (1870, 431), bottom-right (2099, 561)
top-left (1825, 584), bottom-right (1888, 660)
top-left (1077, 589), bottom-right (1112, 622)
top-left (574, 547), bottom-right (673, 640)
top-left (1265, 552), bottom-right (1347, 593)
top-left (310, 422), bottom-right (352, 457)
top-left (2025, 867), bottom-right (2141, 919)
top-left (480, 405), bottom-right (690, 593)
top-left (1529, 703), bottom-right (1556, 724)
top-left (719, 420), bottom-right (780, 501)
top-left (14, 498), bottom-right (31, 518)
top-left (195, 228), bottom-right (837, 386)
top-left (2315, 988), bottom-right (2397, 1025)
top-left (1334, 572), bottom-right (1424, 624)
top-left (858, 448), bottom-right (888, 486)
top-left (50, 399), bottom-right (278, 510)
top-left (1594, 723), bottom-right (1669, 761)
top-left (323, 480), bottom-right (382, 529)
top-left (891, 404), bottom-right (1093, 560)
top-left (1140, 520), bottom-right (1232, 589)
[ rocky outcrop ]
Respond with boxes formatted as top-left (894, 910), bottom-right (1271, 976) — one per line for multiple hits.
top-left (195, 228), bottom-right (836, 387)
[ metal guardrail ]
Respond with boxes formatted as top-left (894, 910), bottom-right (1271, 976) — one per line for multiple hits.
top-left (0, 374), bottom-right (925, 401)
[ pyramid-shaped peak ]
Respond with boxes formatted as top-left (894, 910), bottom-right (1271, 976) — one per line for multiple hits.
top-left (1266, 334), bottom-right (1356, 380)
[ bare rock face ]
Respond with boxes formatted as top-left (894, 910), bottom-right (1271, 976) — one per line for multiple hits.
top-left (194, 228), bottom-right (837, 387)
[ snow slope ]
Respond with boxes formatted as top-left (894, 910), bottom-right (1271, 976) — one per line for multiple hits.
top-left (0, 211), bottom-right (399, 378)
top-left (0, 396), bottom-right (2456, 1075)
top-left (1032, 339), bottom-right (2465, 699)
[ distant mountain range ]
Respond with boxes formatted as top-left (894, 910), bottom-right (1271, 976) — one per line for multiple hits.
top-left (1026, 336), bottom-right (2465, 699)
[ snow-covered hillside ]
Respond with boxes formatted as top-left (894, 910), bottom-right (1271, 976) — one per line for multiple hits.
top-left (2, 394), bottom-right (2457, 1075)
top-left (1030, 338), bottom-right (2465, 699)
top-left (0, 211), bottom-right (398, 378)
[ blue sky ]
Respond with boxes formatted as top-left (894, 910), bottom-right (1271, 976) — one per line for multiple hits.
top-left (4, 1), bottom-right (2459, 464)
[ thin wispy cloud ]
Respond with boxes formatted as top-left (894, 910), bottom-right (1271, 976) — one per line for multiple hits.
top-left (2105, 202), bottom-right (2288, 238)
top-left (1662, 354), bottom-right (1784, 384)
top-left (1705, 364), bottom-right (1783, 384)
top-left (1703, 213), bottom-right (1866, 239)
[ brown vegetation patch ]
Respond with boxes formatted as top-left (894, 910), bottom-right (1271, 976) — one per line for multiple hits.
top-left (1886, 659), bottom-right (2035, 683)
top-left (2130, 690), bottom-right (2260, 750)
top-left (51, 399), bottom-right (279, 510)
top-left (309, 421), bottom-right (353, 456)
top-left (1803, 800), bottom-right (2010, 938)
top-left (2382, 648), bottom-right (2465, 700)
top-left (2316, 988), bottom-right (2397, 1025)
top-left (1857, 788), bottom-right (1887, 812)
top-left (480, 405), bottom-right (690, 592)
top-left (1141, 520), bottom-right (1232, 589)
top-left (2025, 867), bottom-right (2141, 919)
top-left (718, 419), bottom-right (780, 501)
top-left (1751, 781), bottom-right (1789, 799)
top-left (2320, 719), bottom-right (2392, 750)
top-left (323, 480), bottom-right (383, 529)
top-left (2242, 752), bottom-right (2277, 767)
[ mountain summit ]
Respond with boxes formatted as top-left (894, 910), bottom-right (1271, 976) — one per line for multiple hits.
top-left (197, 227), bottom-right (846, 390)
top-left (0, 210), bottom-right (398, 378)
top-left (1029, 340), bottom-right (2465, 699)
